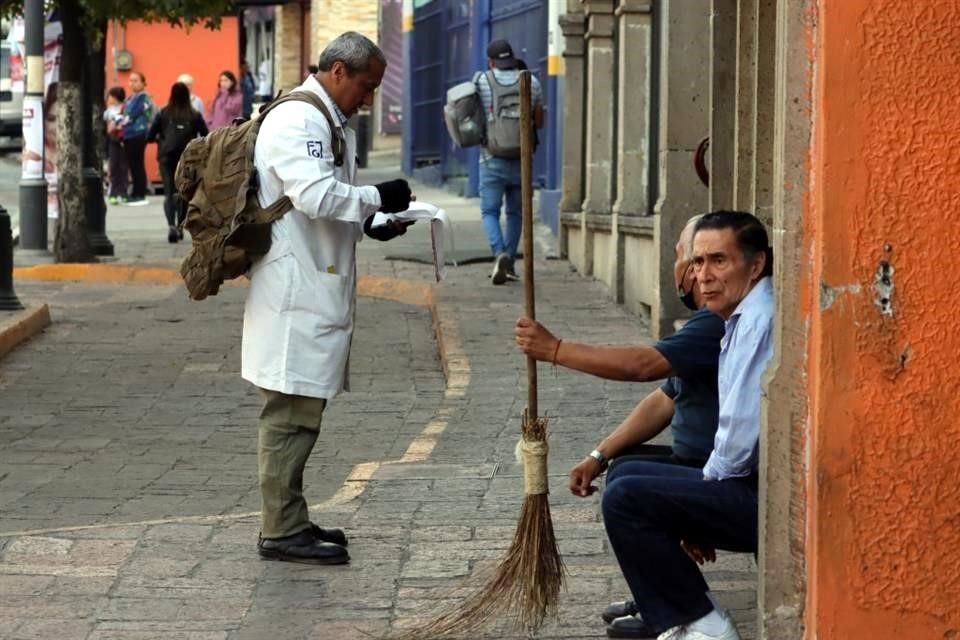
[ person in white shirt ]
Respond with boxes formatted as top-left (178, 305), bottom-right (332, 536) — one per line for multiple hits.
top-left (176, 73), bottom-right (205, 119)
top-left (243, 31), bottom-right (413, 566)
top-left (257, 49), bottom-right (274, 100)
top-left (601, 211), bottom-right (774, 640)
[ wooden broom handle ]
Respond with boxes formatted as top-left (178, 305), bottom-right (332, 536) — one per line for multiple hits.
top-left (519, 71), bottom-right (537, 420)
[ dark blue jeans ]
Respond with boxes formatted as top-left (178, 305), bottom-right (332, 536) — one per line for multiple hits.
top-left (602, 461), bottom-right (758, 633)
top-left (607, 443), bottom-right (706, 478)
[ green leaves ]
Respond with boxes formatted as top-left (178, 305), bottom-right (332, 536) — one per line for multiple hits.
top-left (81, 0), bottom-right (232, 29)
top-left (0, 0), bottom-right (233, 32)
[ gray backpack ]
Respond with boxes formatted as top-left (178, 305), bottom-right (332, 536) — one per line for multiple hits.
top-left (443, 72), bottom-right (486, 148)
top-left (483, 70), bottom-right (522, 159)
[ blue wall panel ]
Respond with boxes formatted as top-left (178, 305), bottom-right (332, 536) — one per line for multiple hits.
top-left (410, 0), bottom-right (444, 166)
top-left (406, 0), bottom-right (557, 194)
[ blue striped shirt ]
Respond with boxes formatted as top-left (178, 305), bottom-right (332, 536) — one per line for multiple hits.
top-left (703, 276), bottom-right (775, 481)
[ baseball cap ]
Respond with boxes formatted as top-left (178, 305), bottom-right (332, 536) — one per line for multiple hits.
top-left (487, 40), bottom-right (518, 69)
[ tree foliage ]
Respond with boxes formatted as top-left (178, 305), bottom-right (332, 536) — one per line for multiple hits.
top-left (0, 0), bottom-right (233, 261)
top-left (0, 0), bottom-right (232, 31)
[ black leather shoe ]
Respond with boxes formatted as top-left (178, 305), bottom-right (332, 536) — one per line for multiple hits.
top-left (257, 530), bottom-right (349, 565)
top-left (309, 522), bottom-right (348, 547)
top-left (602, 600), bottom-right (638, 623)
top-left (606, 614), bottom-right (659, 639)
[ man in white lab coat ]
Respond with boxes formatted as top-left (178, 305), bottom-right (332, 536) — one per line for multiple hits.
top-left (242, 31), bottom-right (413, 565)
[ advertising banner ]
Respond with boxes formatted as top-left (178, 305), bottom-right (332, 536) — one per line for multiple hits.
top-left (10, 16), bottom-right (62, 218)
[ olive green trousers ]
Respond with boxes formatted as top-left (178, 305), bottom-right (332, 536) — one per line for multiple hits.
top-left (257, 388), bottom-right (327, 539)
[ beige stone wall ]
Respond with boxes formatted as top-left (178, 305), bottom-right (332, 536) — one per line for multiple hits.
top-left (270, 0), bottom-right (380, 102)
top-left (311, 0), bottom-right (380, 64)
top-left (562, 0), bottom-right (711, 337)
top-left (275, 2), bottom-right (304, 94)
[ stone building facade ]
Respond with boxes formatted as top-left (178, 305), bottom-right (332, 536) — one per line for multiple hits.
top-left (272, 0), bottom-right (380, 95)
top-left (560, 0), bottom-right (712, 339)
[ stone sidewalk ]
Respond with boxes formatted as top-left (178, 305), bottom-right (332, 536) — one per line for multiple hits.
top-left (0, 162), bottom-right (757, 639)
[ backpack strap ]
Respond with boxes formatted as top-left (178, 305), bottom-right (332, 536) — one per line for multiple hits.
top-left (485, 70), bottom-right (497, 116)
top-left (259, 90), bottom-right (346, 167)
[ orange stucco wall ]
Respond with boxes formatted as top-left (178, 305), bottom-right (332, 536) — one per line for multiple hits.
top-left (807, 1), bottom-right (960, 637)
top-left (105, 18), bottom-right (239, 183)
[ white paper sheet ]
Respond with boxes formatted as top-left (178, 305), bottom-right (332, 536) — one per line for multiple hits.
top-left (371, 202), bottom-right (454, 281)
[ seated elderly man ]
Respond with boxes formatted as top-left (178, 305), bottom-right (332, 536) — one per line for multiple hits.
top-left (516, 214), bottom-right (725, 637)
top-left (601, 211), bottom-right (774, 640)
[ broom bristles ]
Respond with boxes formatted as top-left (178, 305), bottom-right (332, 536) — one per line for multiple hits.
top-left (388, 414), bottom-right (566, 639)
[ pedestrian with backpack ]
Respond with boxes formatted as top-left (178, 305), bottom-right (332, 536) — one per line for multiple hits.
top-left (240, 31), bottom-right (413, 565)
top-left (122, 71), bottom-right (155, 206)
top-left (148, 81), bottom-right (208, 243)
top-left (476, 40), bottom-right (544, 285)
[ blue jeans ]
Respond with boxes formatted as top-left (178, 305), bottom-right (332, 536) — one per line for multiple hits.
top-left (602, 461), bottom-right (758, 633)
top-left (479, 157), bottom-right (522, 257)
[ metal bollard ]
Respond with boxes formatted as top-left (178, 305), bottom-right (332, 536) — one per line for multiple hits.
top-left (0, 205), bottom-right (25, 311)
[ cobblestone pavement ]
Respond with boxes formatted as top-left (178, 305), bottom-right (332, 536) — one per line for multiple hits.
top-left (0, 161), bottom-right (757, 639)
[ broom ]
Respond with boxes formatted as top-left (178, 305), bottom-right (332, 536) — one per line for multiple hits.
top-left (391, 71), bottom-right (565, 639)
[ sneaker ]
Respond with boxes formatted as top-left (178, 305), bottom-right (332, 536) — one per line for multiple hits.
top-left (491, 253), bottom-right (508, 285)
top-left (167, 225), bottom-right (179, 243)
top-left (125, 198), bottom-right (149, 207)
top-left (106, 195), bottom-right (120, 205)
top-left (669, 614), bottom-right (742, 640)
top-left (505, 256), bottom-right (520, 281)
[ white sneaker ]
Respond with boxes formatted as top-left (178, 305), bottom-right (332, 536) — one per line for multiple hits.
top-left (125, 198), bottom-right (149, 207)
top-left (677, 613), bottom-right (742, 640)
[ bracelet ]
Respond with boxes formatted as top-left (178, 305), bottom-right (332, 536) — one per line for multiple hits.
top-left (551, 339), bottom-right (563, 366)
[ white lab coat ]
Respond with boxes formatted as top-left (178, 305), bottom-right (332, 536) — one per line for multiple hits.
top-left (241, 76), bottom-right (381, 399)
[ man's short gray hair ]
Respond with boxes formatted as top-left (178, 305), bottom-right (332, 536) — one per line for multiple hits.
top-left (681, 214), bottom-right (705, 260)
top-left (317, 32), bottom-right (386, 74)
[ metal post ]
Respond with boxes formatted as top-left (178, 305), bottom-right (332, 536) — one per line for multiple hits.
top-left (84, 45), bottom-right (114, 256)
top-left (0, 206), bottom-right (25, 311)
top-left (18, 0), bottom-right (49, 254)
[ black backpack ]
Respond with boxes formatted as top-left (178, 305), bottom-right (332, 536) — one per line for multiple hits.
top-left (159, 111), bottom-right (202, 159)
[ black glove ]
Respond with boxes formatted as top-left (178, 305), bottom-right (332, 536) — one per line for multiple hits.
top-left (363, 215), bottom-right (413, 241)
top-left (374, 179), bottom-right (412, 213)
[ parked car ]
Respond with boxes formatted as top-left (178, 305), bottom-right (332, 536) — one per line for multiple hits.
top-left (0, 42), bottom-right (24, 138)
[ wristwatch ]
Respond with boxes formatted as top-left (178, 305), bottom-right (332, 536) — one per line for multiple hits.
top-left (588, 449), bottom-right (609, 468)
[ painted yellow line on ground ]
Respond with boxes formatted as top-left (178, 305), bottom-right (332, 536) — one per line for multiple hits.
top-left (14, 263), bottom-right (182, 284)
top-left (12, 264), bottom-right (436, 308)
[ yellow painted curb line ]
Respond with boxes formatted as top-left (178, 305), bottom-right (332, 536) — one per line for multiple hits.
top-left (12, 264), bottom-right (436, 307)
top-left (0, 304), bottom-right (52, 360)
top-left (9, 263), bottom-right (448, 381)
top-left (14, 263), bottom-right (183, 285)
top-left (13, 263), bottom-right (181, 284)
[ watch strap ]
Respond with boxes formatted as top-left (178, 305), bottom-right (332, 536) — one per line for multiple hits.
top-left (589, 449), bottom-right (609, 468)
